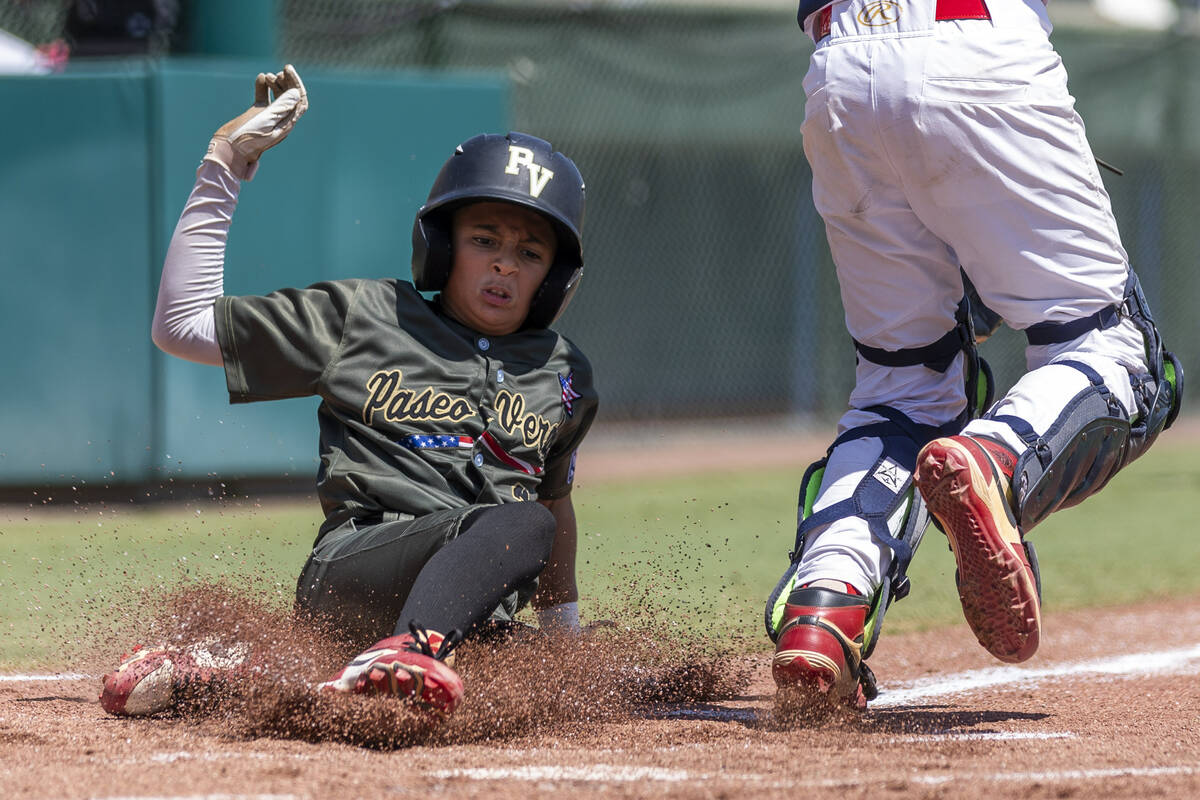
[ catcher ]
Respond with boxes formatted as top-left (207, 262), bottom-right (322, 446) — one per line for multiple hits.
top-left (765, 0), bottom-right (1183, 712)
top-left (100, 66), bottom-right (599, 718)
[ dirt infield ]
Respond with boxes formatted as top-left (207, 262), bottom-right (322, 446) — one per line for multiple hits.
top-left (3, 418), bottom-right (1199, 799)
top-left (2, 593), bottom-right (1198, 800)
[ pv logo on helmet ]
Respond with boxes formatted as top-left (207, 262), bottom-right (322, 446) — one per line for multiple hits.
top-left (505, 145), bottom-right (555, 198)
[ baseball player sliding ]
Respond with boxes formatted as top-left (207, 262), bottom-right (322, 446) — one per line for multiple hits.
top-left (100, 66), bottom-right (599, 718)
top-left (765, 0), bottom-right (1183, 711)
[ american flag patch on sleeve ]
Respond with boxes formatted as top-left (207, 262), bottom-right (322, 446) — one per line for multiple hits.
top-left (559, 371), bottom-right (582, 417)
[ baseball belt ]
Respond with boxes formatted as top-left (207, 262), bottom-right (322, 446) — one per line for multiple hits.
top-left (801, 0), bottom-right (994, 43)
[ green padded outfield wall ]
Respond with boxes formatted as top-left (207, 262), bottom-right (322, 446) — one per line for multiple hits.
top-left (0, 62), bottom-right (506, 486)
top-left (3, 4), bottom-right (1199, 488)
top-left (0, 70), bottom-right (155, 487)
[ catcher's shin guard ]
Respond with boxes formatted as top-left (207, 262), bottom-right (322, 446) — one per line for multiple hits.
top-left (765, 406), bottom-right (951, 662)
top-left (916, 433), bottom-right (1041, 663)
top-left (766, 292), bottom-right (997, 694)
top-left (318, 623), bottom-right (464, 715)
top-left (1003, 359), bottom-right (1181, 534)
top-left (1008, 271), bottom-right (1182, 532)
top-left (769, 292), bottom-right (996, 652)
top-left (772, 587), bottom-right (869, 710)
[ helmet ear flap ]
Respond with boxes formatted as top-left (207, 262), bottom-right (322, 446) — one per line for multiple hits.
top-left (525, 266), bottom-right (583, 329)
top-left (411, 213), bottom-right (453, 291)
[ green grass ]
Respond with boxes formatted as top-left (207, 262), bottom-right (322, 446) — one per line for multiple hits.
top-left (2, 435), bottom-right (1199, 669)
top-left (573, 434), bottom-right (1200, 645)
top-left (0, 500), bottom-right (316, 668)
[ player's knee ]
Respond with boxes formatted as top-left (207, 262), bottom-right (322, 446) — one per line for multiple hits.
top-left (489, 500), bottom-right (556, 559)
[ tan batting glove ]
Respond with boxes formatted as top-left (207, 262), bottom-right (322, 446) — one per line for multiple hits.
top-left (204, 64), bottom-right (309, 181)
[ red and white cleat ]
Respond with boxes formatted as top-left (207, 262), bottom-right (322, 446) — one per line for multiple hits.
top-left (916, 434), bottom-right (1041, 663)
top-left (318, 624), bottom-right (464, 715)
top-left (100, 640), bottom-right (247, 716)
top-left (772, 586), bottom-right (870, 712)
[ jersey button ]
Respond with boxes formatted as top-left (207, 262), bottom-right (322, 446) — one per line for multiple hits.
top-left (496, 369), bottom-right (505, 383)
top-left (477, 337), bottom-right (490, 351)
top-left (473, 453), bottom-right (484, 467)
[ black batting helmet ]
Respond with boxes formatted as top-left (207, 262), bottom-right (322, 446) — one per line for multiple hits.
top-left (412, 132), bottom-right (586, 330)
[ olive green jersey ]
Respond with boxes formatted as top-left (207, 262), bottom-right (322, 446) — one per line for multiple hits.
top-left (214, 278), bottom-right (598, 536)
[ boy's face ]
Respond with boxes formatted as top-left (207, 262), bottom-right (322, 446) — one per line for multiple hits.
top-left (442, 201), bottom-right (557, 336)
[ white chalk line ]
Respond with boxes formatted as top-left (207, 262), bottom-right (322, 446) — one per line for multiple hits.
top-left (888, 730), bottom-right (1075, 742)
top-left (905, 764), bottom-right (1200, 787)
top-left (428, 763), bottom-right (1200, 788)
top-left (429, 765), bottom-right (701, 784)
top-left (871, 642), bottom-right (1200, 708)
top-left (0, 672), bottom-right (87, 682)
top-left (98, 751), bottom-right (325, 767)
top-left (80, 759), bottom-right (1200, 794)
top-left (653, 643), bottom-right (1200, 722)
top-left (147, 752), bottom-right (292, 765)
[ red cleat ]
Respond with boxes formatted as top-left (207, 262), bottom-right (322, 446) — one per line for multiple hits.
top-left (318, 624), bottom-right (464, 715)
top-left (772, 586), bottom-right (869, 712)
top-left (916, 434), bottom-right (1041, 663)
top-left (100, 641), bottom-right (245, 716)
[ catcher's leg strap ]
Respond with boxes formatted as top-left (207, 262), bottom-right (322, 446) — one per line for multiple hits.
top-left (1024, 304), bottom-right (1120, 346)
top-left (854, 293), bottom-right (996, 420)
top-left (853, 301), bottom-right (967, 373)
top-left (994, 270), bottom-right (1183, 532)
top-left (1020, 270), bottom-right (1181, 436)
top-left (993, 358), bottom-right (1170, 533)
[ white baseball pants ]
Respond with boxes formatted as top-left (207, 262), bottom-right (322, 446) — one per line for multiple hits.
top-left (794, 0), bottom-right (1151, 593)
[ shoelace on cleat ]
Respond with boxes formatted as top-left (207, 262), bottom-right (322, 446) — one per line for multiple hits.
top-left (406, 621), bottom-right (464, 663)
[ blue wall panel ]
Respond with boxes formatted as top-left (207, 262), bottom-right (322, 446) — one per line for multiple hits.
top-left (0, 62), bottom-right (507, 485)
top-left (0, 72), bottom-right (156, 485)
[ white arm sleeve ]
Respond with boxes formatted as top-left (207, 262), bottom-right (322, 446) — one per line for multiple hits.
top-left (150, 160), bottom-right (242, 366)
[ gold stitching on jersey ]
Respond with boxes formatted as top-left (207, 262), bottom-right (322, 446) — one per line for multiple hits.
top-left (494, 389), bottom-right (559, 452)
top-left (362, 370), bottom-right (476, 425)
